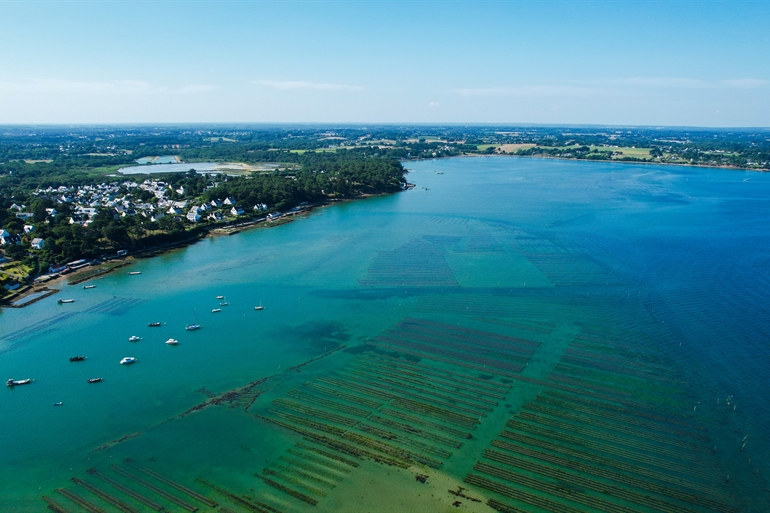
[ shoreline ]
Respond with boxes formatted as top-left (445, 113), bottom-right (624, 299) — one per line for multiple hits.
top-left (0, 191), bottom-right (400, 308)
top-left (445, 152), bottom-right (768, 173)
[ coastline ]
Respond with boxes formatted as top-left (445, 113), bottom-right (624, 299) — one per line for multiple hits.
top-left (0, 191), bottom-right (401, 309)
top-left (448, 152), bottom-right (768, 173)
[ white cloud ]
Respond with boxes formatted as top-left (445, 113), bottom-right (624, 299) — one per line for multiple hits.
top-left (615, 77), bottom-right (768, 89)
top-left (254, 80), bottom-right (363, 91)
top-left (0, 79), bottom-right (216, 95)
top-left (453, 85), bottom-right (604, 98)
top-left (429, 101), bottom-right (440, 108)
top-left (721, 78), bottom-right (768, 89)
top-left (452, 77), bottom-right (768, 98)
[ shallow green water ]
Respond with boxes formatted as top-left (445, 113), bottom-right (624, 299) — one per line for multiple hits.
top-left (2, 156), bottom-right (769, 512)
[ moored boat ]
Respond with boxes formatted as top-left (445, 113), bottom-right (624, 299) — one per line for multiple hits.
top-left (69, 355), bottom-right (87, 362)
top-left (148, 322), bottom-right (162, 327)
top-left (128, 271), bottom-right (142, 275)
top-left (6, 378), bottom-right (32, 387)
top-left (254, 305), bottom-right (264, 311)
top-left (119, 357), bottom-right (137, 365)
top-left (216, 295), bottom-right (224, 299)
top-left (211, 308), bottom-right (221, 313)
top-left (128, 335), bottom-right (141, 342)
top-left (87, 377), bottom-right (103, 383)
top-left (83, 285), bottom-right (96, 289)
top-left (53, 402), bottom-right (63, 406)
top-left (185, 324), bottom-right (202, 331)
top-left (165, 338), bottom-right (179, 345)
top-left (58, 299), bottom-right (74, 304)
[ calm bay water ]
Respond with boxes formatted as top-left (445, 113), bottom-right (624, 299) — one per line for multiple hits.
top-left (1, 156), bottom-right (769, 512)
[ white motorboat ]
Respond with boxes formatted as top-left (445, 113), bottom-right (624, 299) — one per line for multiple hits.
top-left (128, 271), bottom-right (142, 275)
top-left (216, 295), bottom-right (224, 299)
top-left (254, 305), bottom-right (264, 311)
top-left (6, 378), bottom-right (32, 387)
top-left (119, 357), bottom-right (137, 365)
top-left (128, 335), bottom-right (141, 342)
top-left (83, 285), bottom-right (96, 289)
top-left (165, 338), bottom-right (179, 345)
top-left (211, 308), bottom-right (221, 313)
top-left (58, 299), bottom-right (74, 304)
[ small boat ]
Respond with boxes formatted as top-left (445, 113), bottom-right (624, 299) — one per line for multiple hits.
top-left (128, 271), bottom-right (142, 275)
top-left (148, 322), bottom-right (162, 327)
top-left (165, 338), bottom-right (179, 345)
top-left (58, 299), bottom-right (75, 304)
top-left (119, 357), bottom-right (137, 365)
top-left (53, 402), bottom-right (63, 406)
top-left (254, 305), bottom-right (264, 311)
top-left (216, 295), bottom-right (224, 300)
top-left (186, 310), bottom-right (202, 331)
top-left (219, 296), bottom-right (229, 306)
top-left (87, 378), bottom-right (103, 383)
top-left (83, 285), bottom-right (96, 289)
top-left (128, 336), bottom-right (141, 342)
top-left (211, 308), bottom-right (221, 313)
top-left (69, 355), bottom-right (87, 362)
top-left (6, 378), bottom-right (32, 387)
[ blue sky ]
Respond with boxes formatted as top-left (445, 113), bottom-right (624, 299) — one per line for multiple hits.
top-left (0, 0), bottom-right (768, 126)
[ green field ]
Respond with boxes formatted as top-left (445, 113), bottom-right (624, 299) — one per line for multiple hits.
top-left (534, 145), bottom-right (652, 158)
top-left (591, 146), bottom-right (652, 158)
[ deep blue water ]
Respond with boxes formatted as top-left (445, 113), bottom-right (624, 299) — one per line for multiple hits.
top-left (1, 156), bottom-right (769, 512)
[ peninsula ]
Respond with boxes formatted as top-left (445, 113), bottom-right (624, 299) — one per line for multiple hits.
top-left (2, 124), bottom-right (768, 301)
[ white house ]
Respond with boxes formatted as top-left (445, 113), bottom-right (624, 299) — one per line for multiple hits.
top-left (230, 206), bottom-right (245, 216)
top-left (23, 225), bottom-right (34, 233)
top-left (186, 209), bottom-right (201, 223)
top-left (208, 212), bottom-right (224, 221)
top-left (224, 197), bottom-right (237, 206)
top-left (15, 212), bottom-right (34, 220)
top-left (0, 231), bottom-right (21, 245)
top-left (167, 206), bottom-right (182, 215)
top-left (31, 238), bottom-right (45, 250)
top-left (210, 199), bottom-right (223, 208)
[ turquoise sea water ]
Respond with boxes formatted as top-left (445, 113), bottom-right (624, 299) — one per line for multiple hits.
top-left (2, 156), bottom-right (769, 512)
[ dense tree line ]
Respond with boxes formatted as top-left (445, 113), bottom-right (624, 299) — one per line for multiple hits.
top-left (205, 154), bottom-right (405, 210)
